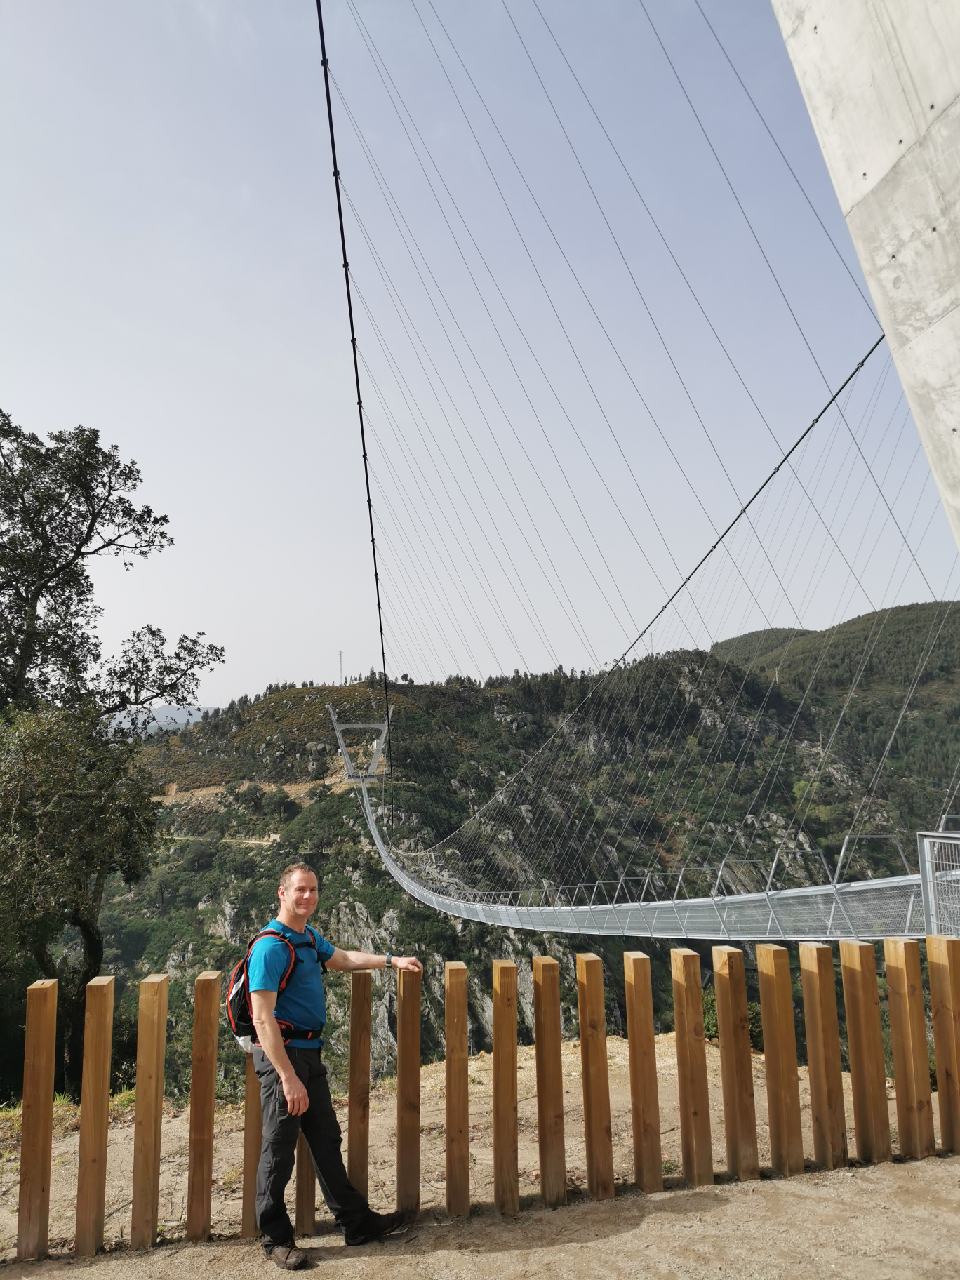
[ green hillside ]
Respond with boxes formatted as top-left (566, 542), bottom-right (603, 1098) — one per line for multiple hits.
top-left (9, 601), bottom-right (948, 1104)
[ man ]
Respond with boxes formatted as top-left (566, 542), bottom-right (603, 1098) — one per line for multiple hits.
top-left (249, 860), bottom-right (423, 1270)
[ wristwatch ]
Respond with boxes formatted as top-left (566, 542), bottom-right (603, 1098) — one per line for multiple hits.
top-left (385, 951), bottom-right (394, 970)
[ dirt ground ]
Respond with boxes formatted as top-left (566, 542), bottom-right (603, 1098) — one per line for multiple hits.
top-left (3, 1035), bottom-right (960, 1280)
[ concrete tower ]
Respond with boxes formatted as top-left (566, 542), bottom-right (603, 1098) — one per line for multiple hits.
top-left (771, 2), bottom-right (960, 546)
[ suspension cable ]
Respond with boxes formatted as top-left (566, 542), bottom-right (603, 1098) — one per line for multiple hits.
top-left (313, 0), bottom-right (392, 768)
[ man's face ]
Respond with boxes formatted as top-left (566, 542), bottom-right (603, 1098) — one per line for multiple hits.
top-left (279, 870), bottom-right (319, 919)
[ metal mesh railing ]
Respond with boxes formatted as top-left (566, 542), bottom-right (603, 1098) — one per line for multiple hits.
top-left (919, 832), bottom-right (960, 936)
top-left (363, 785), bottom-right (933, 940)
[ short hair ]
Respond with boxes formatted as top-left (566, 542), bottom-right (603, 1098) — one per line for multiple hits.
top-left (279, 861), bottom-right (318, 888)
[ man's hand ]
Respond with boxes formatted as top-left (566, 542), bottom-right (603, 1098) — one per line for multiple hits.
top-left (392, 956), bottom-right (423, 974)
top-left (280, 1070), bottom-right (309, 1116)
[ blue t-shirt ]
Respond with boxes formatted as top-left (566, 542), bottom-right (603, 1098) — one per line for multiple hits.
top-left (247, 919), bottom-right (336, 1050)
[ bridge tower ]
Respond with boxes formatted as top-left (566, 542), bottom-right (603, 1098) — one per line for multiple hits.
top-left (771, 2), bottom-right (960, 546)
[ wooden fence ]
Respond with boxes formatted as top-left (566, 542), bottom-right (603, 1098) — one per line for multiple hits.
top-left (15, 935), bottom-right (960, 1260)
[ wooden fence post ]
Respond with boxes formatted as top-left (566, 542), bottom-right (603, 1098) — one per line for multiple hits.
top-left (927, 934), bottom-right (960, 1153)
top-left (295, 1134), bottom-right (315, 1235)
top-left (348, 970), bottom-right (372, 1197)
top-left (17, 979), bottom-right (58, 1261)
top-left (241, 1055), bottom-right (262, 1238)
top-left (396, 967), bottom-right (421, 1214)
top-left (444, 962), bottom-right (470, 1217)
top-left (799, 943), bottom-right (847, 1169)
top-left (712, 946), bottom-right (758, 1181)
top-left (186, 971), bottom-right (221, 1242)
top-left (884, 939), bottom-right (935, 1160)
top-left (671, 948), bottom-right (713, 1187)
top-left (130, 974), bottom-right (169, 1249)
top-left (75, 976), bottom-right (115, 1257)
top-left (492, 960), bottom-right (519, 1216)
top-left (576, 954), bottom-right (614, 1201)
top-left (839, 940), bottom-right (891, 1163)
top-left (757, 945), bottom-right (804, 1176)
top-left (624, 952), bottom-right (662, 1192)
top-left (533, 956), bottom-right (566, 1207)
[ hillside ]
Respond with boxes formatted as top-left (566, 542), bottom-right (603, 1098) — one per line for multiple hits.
top-left (711, 600), bottom-right (960, 839)
top-left (8, 601), bottom-right (952, 1103)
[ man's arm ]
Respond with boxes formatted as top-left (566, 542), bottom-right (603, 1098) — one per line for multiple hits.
top-left (250, 989), bottom-right (309, 1116)
top-left (325, 948), bottom-right (423, 974)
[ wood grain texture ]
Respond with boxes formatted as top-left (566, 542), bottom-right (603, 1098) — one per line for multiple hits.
top-left (75, 977), bottom-right (115, 1257)
top-left (927, 934), bottom-right (960, 1154)
top-left (241, 1055), bottom-right (262, 1238)
top-left (348, 970), bottom-right (372, 1197)
top-left (671, 949), bottom-right (713, 1187)
top-left (757, 945), bottom-right (804, 1176)
top-left (444, 962), bottom-right (470, 1217)
top-left (131, 975), bottom-right (169, 1249)
top-left (839, 941), bottom-right (891, 1163)
top-left (885, 939), bottom-right (934, 1159)
top-left (713, 947), bottom-right (758, 1181)
top-left (799, 944), bottom-right (847, 1169)
top-left (396, 968), bottom-right (421, 1214)
top-left (492, 960), bottom-right (519, 1216)
top-left (186, 971), bottom-right (221, 1242)
top-left (17, 980), bottom-right (58, 1261)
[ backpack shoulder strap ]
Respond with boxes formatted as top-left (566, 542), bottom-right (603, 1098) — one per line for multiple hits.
top-left (246, 929), bottom-right (298, 991)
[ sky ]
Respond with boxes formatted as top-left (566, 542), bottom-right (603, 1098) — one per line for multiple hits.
top-left (2, 1), bottom-right (955, 708)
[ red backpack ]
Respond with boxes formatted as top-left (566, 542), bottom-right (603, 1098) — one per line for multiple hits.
top-left (225, 926), bottom-right (325, 1052)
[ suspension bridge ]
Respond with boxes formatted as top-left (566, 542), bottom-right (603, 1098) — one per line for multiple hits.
top-left (317, 0), bottom-right (960, 944)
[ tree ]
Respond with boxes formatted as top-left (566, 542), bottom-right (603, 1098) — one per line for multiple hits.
top-left (0, 408), bottom-right (224, 1091)
top-left (0, 705), bottom-right (157, 1090)
top-left (0, 410), bottom-right (223, 718)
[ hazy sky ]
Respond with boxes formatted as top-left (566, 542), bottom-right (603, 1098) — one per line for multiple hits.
top-left (2, 1), bottom-right (954, 707)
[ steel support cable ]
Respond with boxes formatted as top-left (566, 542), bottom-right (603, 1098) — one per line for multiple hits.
top-left (350, 5), bottom-right (777, 762)
top-left (754, 510), bottom-right (943, 892)
top-left (844, 580), bottom-right (960, 849)
top-left (518, 0), bottom-right (887, 625)
top-left (337, 26), bottom-right (709, 675)
top-left (632, 324), bottom-right (897, 880)
top-left (717, 464), bottom-right (940, 884)
top-left (358, 384), bottom-right (499, 676)
top-left (634, 0), bottom-right (937, 605)
top-left (313, 0), bottom-right (392, 769)
top-left (356, 4), bottom-right (716, 655)
top-left (410, 337), bottom-right (885, 862)
top-left (364, 422), bottom-right (494, 677)
top-left (356, 290), bottom-right (559, 672)
top-left (480, 411), bottom-right (893, 907)
top-left (371, 489), bottom-right (470, 677)
top-left (353, 287), bottom-right (532, 672)
top-left (343, 195), bottom-right (558, 667)
top-left (656, 388), bottom-right (907, 862)
top-left (332, 72), bottom-right (608, 666)
top-left (415, 0), bottom-right (824, 653)
top-left (526, 353), bottom-right (886, 866)
top-left (701, 502), bottom-right (922, 890)
top-left (502, 0), bottom-right (815, 638)
top-left (448, 357), bottom-right (883, 892)
top-left (522, 229), bottom-right (890, 865)
top-left (690, 0), bottom-right (877, 321)
top-left (660, 373), bottom-right (895, 849)
top-left (336, 28), bottom-right (644, 649)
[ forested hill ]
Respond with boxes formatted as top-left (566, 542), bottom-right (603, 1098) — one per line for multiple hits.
top-left (710, 600), bottom-right (960, 835)
top-left (40, 600), bottom-right (954, 1107)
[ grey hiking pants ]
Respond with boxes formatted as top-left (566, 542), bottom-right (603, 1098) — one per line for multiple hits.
top-left (253, 1046), bottom-right (369, 1245)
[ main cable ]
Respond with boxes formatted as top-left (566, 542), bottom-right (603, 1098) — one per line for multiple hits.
top-left (314, 0), bottom-right (392, 773)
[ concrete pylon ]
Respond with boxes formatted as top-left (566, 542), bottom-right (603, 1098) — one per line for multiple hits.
top-left (770, 1), bottom-right (960, 548)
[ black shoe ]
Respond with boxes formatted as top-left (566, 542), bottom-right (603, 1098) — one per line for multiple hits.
top-left (263, 1242), bottom-right (310, 1270)
top-left (344, 1210), bottom-right (409, 1246)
